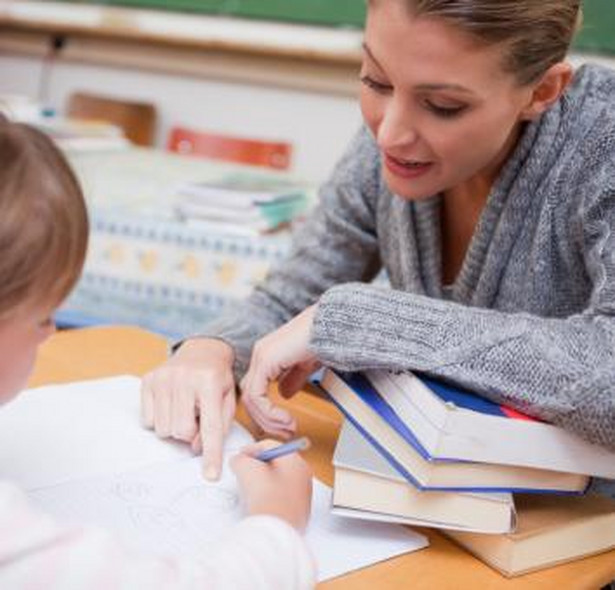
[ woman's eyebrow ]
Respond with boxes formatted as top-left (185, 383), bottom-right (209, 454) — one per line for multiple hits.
top-left (414, 83), bottom-right (475, 95)
top-left (362, 42), bottom-right (476, 96)
top-left (361, 42), bottom-right (385, 71)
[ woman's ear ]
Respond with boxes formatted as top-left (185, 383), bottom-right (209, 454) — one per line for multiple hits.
top-left (521, 62), bottom-right (573, 120)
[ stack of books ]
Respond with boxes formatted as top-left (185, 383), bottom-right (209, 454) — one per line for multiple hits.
top-left (315, 368), bottom-right (615, 575)
top-left (446, 493), bottom-right (615, 577)
top-left (32, 117), bottom-right (131, 152)
top-left (0, 101), bottom-right (130, 152)
top-left (174, 173), bottom-right (309, 235)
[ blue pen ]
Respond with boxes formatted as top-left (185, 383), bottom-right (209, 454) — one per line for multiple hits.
top-left (255, 437), bottom-right (311, 462)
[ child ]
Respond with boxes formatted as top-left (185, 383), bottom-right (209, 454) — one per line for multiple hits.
top-left (142, 0), bottom-right (615, 500)
top-left (0, 115), bottom-right (315, 589)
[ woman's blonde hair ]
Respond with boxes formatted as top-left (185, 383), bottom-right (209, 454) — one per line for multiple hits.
top-left (403, 0), bottom-right (582, 84)
top-left (0, 115), bottom-right (89, 318)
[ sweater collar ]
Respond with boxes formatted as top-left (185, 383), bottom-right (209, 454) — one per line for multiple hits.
top-left (414, 68), bottom-right (575, 305)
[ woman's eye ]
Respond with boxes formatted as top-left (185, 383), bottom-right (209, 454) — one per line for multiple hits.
top-left (425, 100), bottom-right (467, 119)
top-left (360, 75), bottom-right (392, 94)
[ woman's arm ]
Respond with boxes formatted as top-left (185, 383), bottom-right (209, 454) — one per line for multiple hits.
top-left (141, 126), bottom-right (384, 475)
top-left (310, 179), bottom-right (615, 450)
top-left (201, 126), bottom-right (383, 379)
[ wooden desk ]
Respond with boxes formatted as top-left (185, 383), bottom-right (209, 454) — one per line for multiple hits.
top-left (29, 326), bottom-right (615, 590)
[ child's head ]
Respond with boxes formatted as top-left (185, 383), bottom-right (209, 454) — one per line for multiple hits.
top-left (362, 0), bottom-right (580, 201)
top-left (0, 115), bottom-right (89, 402)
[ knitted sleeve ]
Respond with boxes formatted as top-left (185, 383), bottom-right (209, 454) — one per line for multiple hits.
top-left (311, 170), bottom-right (615, 452)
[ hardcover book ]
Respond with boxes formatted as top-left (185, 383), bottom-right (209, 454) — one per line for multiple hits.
top-left (444, 493), bottom-right (615, 576)
top-left (317, 369), bottom-right (589, 493)
top-left (333, 420), bottom-right (516, 533)
top-left (366, 369), bottom-right (615, 478)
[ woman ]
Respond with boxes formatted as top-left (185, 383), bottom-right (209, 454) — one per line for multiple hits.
top-left (142, 0), bottom-right (615, 497)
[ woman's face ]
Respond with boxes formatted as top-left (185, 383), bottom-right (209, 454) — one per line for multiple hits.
top-left (360, 0), bottom-right (536, 200)
top-left (0, 305), bottom-right (56, 404)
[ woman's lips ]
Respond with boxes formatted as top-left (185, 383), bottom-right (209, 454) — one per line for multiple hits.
top-left (384, 153), bottom-right (433, 179)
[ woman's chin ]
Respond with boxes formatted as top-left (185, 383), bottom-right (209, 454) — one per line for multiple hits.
top-left (384, 179), bottom-right (439, 201)
top-left (383, 169), bottom-right (442, 201)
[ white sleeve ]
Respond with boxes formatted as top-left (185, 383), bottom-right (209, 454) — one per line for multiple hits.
top-left (0, 483), bottom-right (316, 590)
top-left (200, 515), bottom-right (316, 590)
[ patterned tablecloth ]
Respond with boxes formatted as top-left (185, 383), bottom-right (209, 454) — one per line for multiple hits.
top-left (59, 148), bottom-right (302, 338)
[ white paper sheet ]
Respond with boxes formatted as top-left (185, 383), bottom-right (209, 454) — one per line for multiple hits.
top-left (1, 376), bottom-right (428, 581)
top-left (0, 376), bottom-right (191, 489)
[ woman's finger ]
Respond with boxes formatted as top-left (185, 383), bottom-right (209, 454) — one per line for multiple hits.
top-left (171, 382), bottom-right (199, 442)
top-left (153, 384), bottom-right (173, 439)
top-left (199, 388), bottom-right (225, 481)
top-left (278, 361), bottom-right (320, 399)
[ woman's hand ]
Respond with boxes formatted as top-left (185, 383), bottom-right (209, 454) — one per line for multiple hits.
top-left (240, 305), bottom-right (320, 438)
top-left (231, 440), bottom-right (313, 531)
top-left (140, 338), bottom-right (237, 481)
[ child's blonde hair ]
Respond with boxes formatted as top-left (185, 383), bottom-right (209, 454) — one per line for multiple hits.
top-left (0, 115), bottom-right (89, 318)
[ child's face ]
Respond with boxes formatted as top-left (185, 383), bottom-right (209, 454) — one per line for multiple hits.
top-left (360, 1), bottom-right (538, 201)
top-left (0, 305), bottom-right (56, 404)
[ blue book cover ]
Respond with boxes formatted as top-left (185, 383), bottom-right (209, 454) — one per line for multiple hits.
top-left (313, 370), bottom-right (591, 494)
top-left (338, 372), bottom-right (452, 463)
top-left (416, 374), bottom-right (538, 422)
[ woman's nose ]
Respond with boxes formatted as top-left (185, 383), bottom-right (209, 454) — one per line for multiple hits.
top-left (377, 99), bottom-right (419, 151)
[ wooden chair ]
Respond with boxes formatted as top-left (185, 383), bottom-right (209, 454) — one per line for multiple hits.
top-left (66, 92), bottom-right (157, 147)
top-left (167, 126), bottom-right (292, 170)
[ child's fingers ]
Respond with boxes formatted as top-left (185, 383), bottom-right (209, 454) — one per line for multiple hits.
top-left (230, 447), bottom-right (266, 481)
top-left (239, 439), bottom-right (280, 457)
top-left (229, 439), bottom-right (280, 476)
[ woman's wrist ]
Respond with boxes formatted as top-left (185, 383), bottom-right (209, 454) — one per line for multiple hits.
top-left (177, 337), bottom-right (235, 364)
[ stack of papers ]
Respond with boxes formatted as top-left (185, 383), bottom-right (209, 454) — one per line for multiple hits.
top-left (0, 93), bottom-right (42, 122)
top-left (32, 117), bottom-right (131, 152)
top-left (175, 173), bottom-right (310, 234)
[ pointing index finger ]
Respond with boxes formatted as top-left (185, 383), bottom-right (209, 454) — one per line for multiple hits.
top-left (199, 388), bottom-right (224, 481)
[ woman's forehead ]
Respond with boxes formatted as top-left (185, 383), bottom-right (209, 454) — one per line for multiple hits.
top-left (364, 5), bottom-right (515, 92)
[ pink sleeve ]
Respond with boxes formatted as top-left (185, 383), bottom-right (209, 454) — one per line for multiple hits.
top-left (0, 483), bottom-right (316, 590)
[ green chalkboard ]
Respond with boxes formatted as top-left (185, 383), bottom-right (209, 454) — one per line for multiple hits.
top-left (76, 0), bottom-right (367, 28)
top-left (68, 0), bottom-right (615, 55)
top-left (576, 0), bottom-right (615, 54)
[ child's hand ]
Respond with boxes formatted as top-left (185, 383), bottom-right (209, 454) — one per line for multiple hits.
top-left (140, 338), bottom-right (237, 481)
top-left (240, 305), bottom-right (320, 438)
top-left (231, 440), bottom-right (313, 531)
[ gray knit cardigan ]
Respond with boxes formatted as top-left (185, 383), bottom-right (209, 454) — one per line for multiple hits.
top-left (201, 64), bottom-right (615, 493)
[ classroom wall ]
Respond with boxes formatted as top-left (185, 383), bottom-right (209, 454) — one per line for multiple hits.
top-left (1, 50), bottom-right (614, 185)
top-left (0, 52), bottom-right (362, 184)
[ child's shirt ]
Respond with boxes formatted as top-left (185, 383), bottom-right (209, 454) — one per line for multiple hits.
top-left (0, 481), bottom-right (316, 589)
